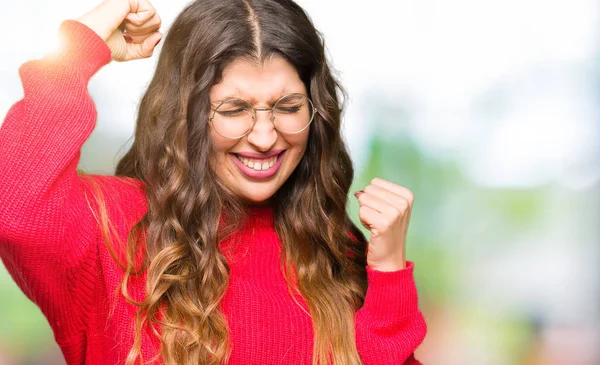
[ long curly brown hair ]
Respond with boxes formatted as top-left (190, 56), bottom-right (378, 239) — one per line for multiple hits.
top-left (83, 0), bottom-right (370, 363)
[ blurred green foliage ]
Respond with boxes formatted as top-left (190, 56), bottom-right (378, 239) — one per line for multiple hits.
top-left (0, 265), bottom-right (56, 356)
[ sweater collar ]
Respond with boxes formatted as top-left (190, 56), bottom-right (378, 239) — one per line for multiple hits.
top-left (246, 204), bottom-right (275, 227)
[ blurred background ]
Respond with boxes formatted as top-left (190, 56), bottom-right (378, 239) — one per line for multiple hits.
top-left (1, 0), bottom-right (599, 364)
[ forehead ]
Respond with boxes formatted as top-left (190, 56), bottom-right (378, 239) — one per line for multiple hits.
top-left (209, 55), bottom-right (306, 103)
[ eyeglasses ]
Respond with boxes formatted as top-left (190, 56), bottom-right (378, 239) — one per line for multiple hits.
top-left (208, 93), bottom-right (318, 139)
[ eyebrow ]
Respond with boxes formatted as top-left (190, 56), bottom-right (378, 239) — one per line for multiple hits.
top-left (211, 90), bottom-right (303, 105)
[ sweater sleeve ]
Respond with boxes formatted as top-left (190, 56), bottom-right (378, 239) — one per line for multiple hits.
top-left (0, 20), bottom-right (112, 346)
top-left (355, 261), bottom-right (427, 364)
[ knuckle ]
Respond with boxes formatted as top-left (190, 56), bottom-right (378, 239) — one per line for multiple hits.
top-left (127, 16), bottom-right (141, 26)
top-left (390, 206), bottom-right (402, 219)
top-left (405, 190), bottom-right (415, 203)
top-left (398, 199), bottom-right (409, 210)
top-left (358, 206), bottom-right (369, 217)
top-left (124, 27), bottom-right (139, 35)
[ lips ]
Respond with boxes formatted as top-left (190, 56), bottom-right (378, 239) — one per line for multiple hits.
top-left (230, 151), bottom-right (286, 179)
top-left (235, 149), bottom-right (285, 159)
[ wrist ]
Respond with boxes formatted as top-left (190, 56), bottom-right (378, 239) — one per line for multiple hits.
top-left (47, 20), bottom-right (113, 81)
top-left (368, 257), bottom-right (407, 272)
top-left (75, 0), bottom-right (130, 41)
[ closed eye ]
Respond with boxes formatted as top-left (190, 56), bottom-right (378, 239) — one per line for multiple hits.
top-left (275, 106), bottom-right (301, 113)
top-left (218, 109), bottom-right (247, 116)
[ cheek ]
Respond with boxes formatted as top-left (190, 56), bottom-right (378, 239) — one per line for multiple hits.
top-left (209, 132), bottom-right (239, 176)
top-left (280, 133), bottom-right (309, 175)
top-left (289, 131), bottom-right (310, 157)
top-left (285, 124), bottom-right (310, 146)
top-left (210, 130), bottom-right (237, 157)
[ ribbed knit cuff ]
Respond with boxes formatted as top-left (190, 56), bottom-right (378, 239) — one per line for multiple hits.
top-left (44, 20), bottom-right (112, 82)
top-left (361, 261), bottom-right (420, 322)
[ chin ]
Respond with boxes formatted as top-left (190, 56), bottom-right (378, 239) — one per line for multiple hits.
top-left (240, 190), bottom-right (276, 205)
top-left (237, 182), bottom-right (282, 205)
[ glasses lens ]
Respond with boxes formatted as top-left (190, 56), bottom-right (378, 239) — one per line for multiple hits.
top-left (211, 99), bottom-right (254, 138)
top-left (273, 94), bottom-right (314, 134)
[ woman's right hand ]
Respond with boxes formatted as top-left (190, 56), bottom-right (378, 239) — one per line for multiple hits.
top-left (75, 0), bottom-right (162, 62)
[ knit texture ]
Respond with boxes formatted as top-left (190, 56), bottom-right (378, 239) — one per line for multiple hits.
top-left (0, 20), bottom-right (427, 365)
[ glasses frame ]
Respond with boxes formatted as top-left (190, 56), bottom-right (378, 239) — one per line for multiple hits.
top-left (208, 92), bottom-right (318, 140)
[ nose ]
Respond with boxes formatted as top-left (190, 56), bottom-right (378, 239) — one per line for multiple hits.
top-left (246, 109), bottom-right (277, 152)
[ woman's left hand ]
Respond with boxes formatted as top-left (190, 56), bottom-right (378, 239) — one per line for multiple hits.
top-left (355, 178), bottom-right (414, 272)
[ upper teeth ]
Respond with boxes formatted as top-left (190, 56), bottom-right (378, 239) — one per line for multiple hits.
top-left (237, 154), bottom-right (278, 171)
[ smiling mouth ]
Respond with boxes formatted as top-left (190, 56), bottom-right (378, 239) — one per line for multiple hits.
top-left (235, 154), bottom-right (281, 171)
top-left (234, 152), bottom-right (282, 171)
top-left (230, 151), bottom-right (286, 179)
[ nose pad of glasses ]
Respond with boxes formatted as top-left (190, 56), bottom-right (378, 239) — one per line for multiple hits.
top-left (248, 110), bottom-right (278, 146)
top-left (252, 109), bottom-right (276, 125)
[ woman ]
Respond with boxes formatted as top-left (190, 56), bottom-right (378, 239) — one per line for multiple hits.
top-left (0, 0), bottom-right (426, 364)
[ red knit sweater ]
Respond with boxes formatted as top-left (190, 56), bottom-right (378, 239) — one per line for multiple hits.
top-left (0, 20), bottom-right (426, 365)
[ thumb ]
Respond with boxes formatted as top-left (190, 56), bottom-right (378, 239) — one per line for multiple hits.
top-left (127, 32), bottom-right (162, 59)
top-left (354, 190), bottom-right (370, 230)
